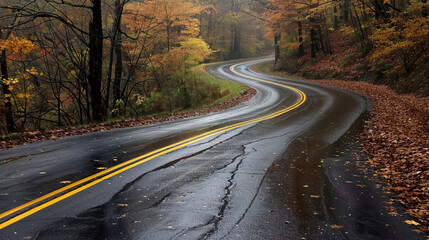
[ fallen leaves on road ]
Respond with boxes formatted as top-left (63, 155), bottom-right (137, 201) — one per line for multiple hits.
top-left (308, 79), bottom-right (429, 232)
top-left (405, 220), bottom-right (420, 226)
top-left (331, 224), bottom-right (344, 229)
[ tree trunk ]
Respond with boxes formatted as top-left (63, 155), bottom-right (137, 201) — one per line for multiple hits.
top-left (1, 50), bottom-right (15, 132)
top-left (113, 32), bottom-right (123, 108)
top-left (298, 21), bottom-right (305, 57)
top-left (229, 25), bottom-right (241, 59)
top-left (167, 20), bottom-right (172, 51)
top-left (107, 0), bottom-right (124, 115)
top-left (310, 30), bottom-right (317, 58)
top-left (343, 0), bottom-right (350, 22)
top-left (88, 0), bottom-right (105, 122)
top-left (334, 6), bottom-right (339, 29)
top-left (317, 23), bottom-right (326, 54)
top-left (274, 33), bottom-right (280, 63)
top-left (310, 19), bottom-right (317, 59)
top-left (207, 16), bottom-right (213, 38)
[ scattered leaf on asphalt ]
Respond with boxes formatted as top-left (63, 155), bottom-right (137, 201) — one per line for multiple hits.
top-left (331, 224), bottom-right (344, 229)
top-left (404, 220), bottom-right (420, 226)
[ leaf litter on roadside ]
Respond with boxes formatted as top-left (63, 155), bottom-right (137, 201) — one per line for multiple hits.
top-left (309, 79), bottom-right (429, 233)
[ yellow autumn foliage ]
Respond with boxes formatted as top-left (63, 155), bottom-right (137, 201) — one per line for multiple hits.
top-left (370, 15), bottom-right (429, 71)
top-left (0, 35), bottom-right (34, 54)
top-left (171, 37), bottom-right (213, 65)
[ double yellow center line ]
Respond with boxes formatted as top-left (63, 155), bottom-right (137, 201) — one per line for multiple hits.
top-left (0, 60), bottom-right (306, 229)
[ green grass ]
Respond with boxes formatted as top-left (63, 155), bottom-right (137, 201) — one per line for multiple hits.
top-left (193, 64), bottom-right (248, 105)
top-left (134, 64), bottom-right (249, 117)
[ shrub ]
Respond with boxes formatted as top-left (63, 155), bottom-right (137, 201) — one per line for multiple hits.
top-left (354, 63), bottom-right (365, 71)
top-left (341, 53), bottom-right (355, 67)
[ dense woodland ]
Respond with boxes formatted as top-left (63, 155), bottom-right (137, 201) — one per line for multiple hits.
top-left (1, 0), bottom-right (428, 135)
top-left (267, 0), bottom-right (429, 95)
top-left (0, 0), bottom-right (271, 134)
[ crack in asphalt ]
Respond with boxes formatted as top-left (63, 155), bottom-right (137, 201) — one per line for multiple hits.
top-left (57, 125), bottom-right (267, 238)
top-left (162, 130), bottom-right (294, 239)
top-left (150, 192), bottom-right (172, 208)
top-left (169, 216), bottom-right (217, 240)
top-left (202, 132), bottom-right (305, 239)
top-left (220, 169), bottom-right (268, 240)
top-left (0, 155), bottom-right (29, 166)
top-left (202, 144), bottom-right (254, 239)
top-left (108, 145), bottom-right (219, 198)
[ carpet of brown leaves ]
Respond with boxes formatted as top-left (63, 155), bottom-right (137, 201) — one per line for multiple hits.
top-left (310, 79), bottom-right (429, 232)
top-left (0, 88), bottom-right (256, 150)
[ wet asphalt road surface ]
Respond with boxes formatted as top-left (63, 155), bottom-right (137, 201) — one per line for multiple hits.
top-left (0, 58), bottom-right (424, 239)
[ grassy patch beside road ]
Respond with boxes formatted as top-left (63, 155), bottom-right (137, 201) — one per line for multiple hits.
top-left (193, 65), bottom-right (248, 105)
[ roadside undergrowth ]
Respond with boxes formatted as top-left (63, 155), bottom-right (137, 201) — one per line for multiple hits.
top-left (0, 66), bottom-right (255, 150)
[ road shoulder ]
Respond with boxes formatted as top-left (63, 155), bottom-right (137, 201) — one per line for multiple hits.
top-left (255, 61), bottom-right (429, 234)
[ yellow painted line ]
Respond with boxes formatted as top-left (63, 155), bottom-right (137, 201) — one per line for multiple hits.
top-left (0, 126), bottom-right (240, 220)
top-left (0, 60), bottom-right (306, 229)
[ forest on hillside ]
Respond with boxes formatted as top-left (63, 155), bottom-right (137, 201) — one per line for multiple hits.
top-left (0, 0), bottom-right (270, 134)
top-left (267, 0), bottom-right (429, 95)
top-left (1, 0), bottom-right (428, 135)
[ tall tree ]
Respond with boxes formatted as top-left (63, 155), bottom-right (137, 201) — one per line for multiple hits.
top-left (88, 0), bottom-right (104, 122)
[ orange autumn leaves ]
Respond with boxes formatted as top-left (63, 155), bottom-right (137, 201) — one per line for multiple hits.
top-left (1, 35), bottom-right (36, 103)
top-left (370, 15), bottom-right (429, 73)
top-left (0, 35), bottom-right (34, 55)
top-left (123, 0), bottom-right (213, 72)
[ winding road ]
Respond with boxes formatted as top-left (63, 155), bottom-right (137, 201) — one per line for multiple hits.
top-left (0, 58), bottom-right (423, 239)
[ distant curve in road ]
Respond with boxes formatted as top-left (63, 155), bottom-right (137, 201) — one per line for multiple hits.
top-left (0, 58), bottom-right (423, 239)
